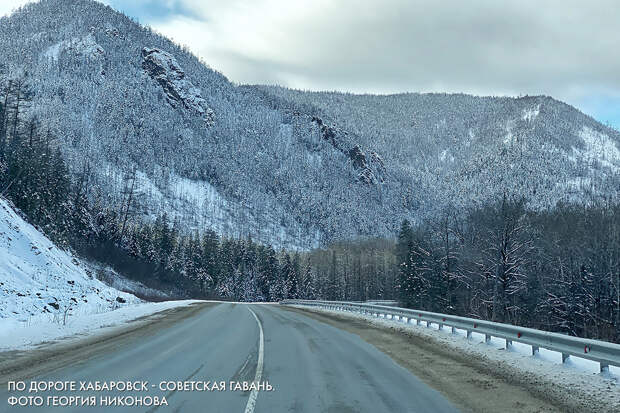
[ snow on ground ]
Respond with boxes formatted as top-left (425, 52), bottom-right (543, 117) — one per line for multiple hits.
top-left (522, 104), bottom-right (540, 122)
top-left (0, 197), bottom-right (139, 323)
top-left (99, 162), bottom-right (321, 250)
top-left (88, 263), bottom-right (171, 301)
top-left (42, 34), bottom-right (105, 61)
top-left (575, 126), bottom-right (620, 172)
top-left (0, 300), bottom-right (203, 351)
top-left (438, 149), bottom-right (454, 163)
top-left (0, 196), bottom-right (197, 351)
top-left (299, 306), bottom-right (620, 408)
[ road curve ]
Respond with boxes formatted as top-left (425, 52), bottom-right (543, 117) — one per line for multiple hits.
top-left (1, 303), bottom-right (459, 412)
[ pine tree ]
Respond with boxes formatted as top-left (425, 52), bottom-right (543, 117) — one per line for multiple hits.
top-left (300, 257), bottom-right (316, 299)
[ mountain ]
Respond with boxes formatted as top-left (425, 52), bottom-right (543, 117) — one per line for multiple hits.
top-left (1, 0), bottom-right (619, 249)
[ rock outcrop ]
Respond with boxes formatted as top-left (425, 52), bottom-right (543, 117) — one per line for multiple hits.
top-left (142, 47), bottom-right (215, 126)
top-left (312, 117), bottom-right (385, 185)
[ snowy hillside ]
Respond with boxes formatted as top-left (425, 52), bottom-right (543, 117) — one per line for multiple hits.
top-left (0, 0), bottom-right (619, 247)
top-left (0, 197), bottom-right (140, 323)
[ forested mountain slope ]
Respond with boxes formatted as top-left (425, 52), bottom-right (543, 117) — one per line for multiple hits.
top-left (1, 0), bottom-right (619, 249)
top-left (252, 86), bottom-right (620, 209)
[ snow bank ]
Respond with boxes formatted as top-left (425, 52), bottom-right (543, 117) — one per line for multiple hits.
top-left (0, 197), bottom-right (204, 352)
top-left (0, 300), bottom-right (203, 351)
top-left (0, 197), bottom-right (176, 350)
top-left (0, 197), bottom-right (141, 325)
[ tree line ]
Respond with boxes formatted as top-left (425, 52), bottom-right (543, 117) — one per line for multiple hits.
top-left (395, 195), bottom-right (619, 343)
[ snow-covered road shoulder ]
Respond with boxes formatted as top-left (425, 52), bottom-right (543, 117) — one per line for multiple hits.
top-left (0, 300), bottom-right (205, 352)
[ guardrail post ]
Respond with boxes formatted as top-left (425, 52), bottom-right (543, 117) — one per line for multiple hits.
top-left (438, 323), bottom-right (443, 330)
top-left (466, 330), bottom-right (472, 339)
top-left (505, 339), bottom-right (512, 349)
top-left (531, 346), bottom-right (539, 356)
top-left (426, 321), bottom-right (431, 328)
top-left (600, 363), bottom-right (609, 373)
top-left (451, 326), bottom-right (456, 334)
top-left (562, 353), bottom-right (570, 363)
top-left (417, 318), bottom-right (421, 325)
top-left (485, 334), bottom-right (491, 343)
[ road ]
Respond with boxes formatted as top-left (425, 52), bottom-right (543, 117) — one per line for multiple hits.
top-left (0, 302), bottom-right (459, 413)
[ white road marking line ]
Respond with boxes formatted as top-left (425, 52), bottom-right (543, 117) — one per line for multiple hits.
top-left (244, 306), bottom-right (264, 413)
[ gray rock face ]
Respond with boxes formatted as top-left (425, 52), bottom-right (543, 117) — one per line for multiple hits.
top-left (312, 116), bottom-right (384, 185)
top-left (142, 47), bottom-right (215, 126)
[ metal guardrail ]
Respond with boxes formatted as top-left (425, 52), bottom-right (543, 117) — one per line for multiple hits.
top-left (281, 299), bottom-right (620, 373)
top-left (364, 300), bottom-right (398, 306)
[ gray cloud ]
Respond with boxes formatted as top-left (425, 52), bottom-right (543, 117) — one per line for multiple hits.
top-left (152, 0), bottom-right (620, 102)
top-left (4, 0), bottom-right (620, 125)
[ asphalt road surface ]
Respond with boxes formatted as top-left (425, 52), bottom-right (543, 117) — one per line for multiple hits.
top-left (0, 302), bottom-right (459, 413)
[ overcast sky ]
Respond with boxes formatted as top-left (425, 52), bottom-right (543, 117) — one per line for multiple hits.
top-left (2, 0), bottom-right (619, 129)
